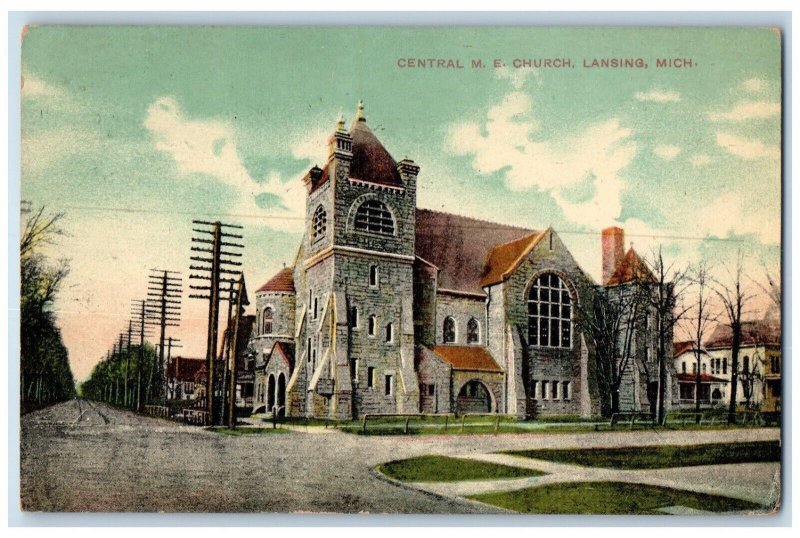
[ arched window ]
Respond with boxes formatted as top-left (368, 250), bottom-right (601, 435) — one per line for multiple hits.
top-left (354, 199), bottom-right (395, 235)
top-left (467, 318), bottom-right (480, 344)
top-left (312, 205), bottom-right (327, 242)
top-left (443, 316), bottom-right (456, 344)
top-left (262, 307), bottom-right (273, 335)
top-left (528, 273), bottom-right (572, 348)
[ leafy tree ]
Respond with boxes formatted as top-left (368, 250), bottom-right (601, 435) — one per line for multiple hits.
top-left (20, 204), bottom-right (76, 409)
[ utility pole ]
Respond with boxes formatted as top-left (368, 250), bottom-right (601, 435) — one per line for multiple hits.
top-left (189, 220), bottom-right (244, 425)
top-left (227, 275), bottom-right (249, 428)
top-left (124, 320), bottom-right (133, 407)
top-left (165, 337), bottom-right (183, 399)
top-left (146, 269), bottom-right (182, 404)
top-left (130, 299), bottom-right (152, 412)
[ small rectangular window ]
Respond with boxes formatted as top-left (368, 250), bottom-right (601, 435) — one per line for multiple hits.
top-left (551, 380), bottom-right (559, 400)
top-left (385, 323), bottom-right (393, 343)
top-left (723, 358), bottom-right (728, 374)
top-left (428, 384), bottom-right (435, 396)
top-left (385, 374), bottom-right (393, 396)
top-left (541, 380), bottom-right (549, 400)
top-left (367, 367), bottom-right (375, 388)
top-left (368, 316), bottom-right (376, 336)
top-left (562, 381), bottom-right (570, 400)
top-left (350, 306), bottom-right (359, 328)
top-left (307, 338), bottom-right (312, 362)
top-left (314, 297), bottom-right (319, 319)
top-left (369, 265), bottom-right (378, 287)
top-left (350, 358), bottom-right (359, 382)
top-left (532, 380), bottom-right (538, 399)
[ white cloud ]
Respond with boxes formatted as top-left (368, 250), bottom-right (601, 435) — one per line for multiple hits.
top-left (742, 78), bottom-right (767, 93)
top-left (446, 91), bottom-right (636, 229)
top-left (689, 154), bottom-right (714, 167)
top-left (144, 96), bottom-right (308, 231)
top-left (21, 74), bottom-right (64, 99)
top-left (494, 66), bottom-right (538, 89)
top-left (634, 89), bottom-right (681, 103)
top-left (290, 125), bottom-right (331, 165)
top-left (694, 191), bottom-right (780, 245)
top-left (715, 131), bottom-right (780, 160)
top-left (708, 100), bottom-right (780, 122)
top-left (653, 145), bottom-right (681, 160)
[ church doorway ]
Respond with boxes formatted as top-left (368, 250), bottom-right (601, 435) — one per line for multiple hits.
top-left (456, 379), bottom-right (493, 415)
top-left (267, 374), bottom-right (276, 412)
top-left (277, 373), bottom-right (286, 417)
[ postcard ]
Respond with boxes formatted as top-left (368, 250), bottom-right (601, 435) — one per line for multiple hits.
top-left (19, 25), bottom-right (782, 515)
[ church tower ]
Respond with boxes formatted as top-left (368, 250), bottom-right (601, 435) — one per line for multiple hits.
top-left (295, 102), bottom-right (420, 419)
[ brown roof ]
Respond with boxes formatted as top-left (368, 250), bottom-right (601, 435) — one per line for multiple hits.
top-left (432, 345), bottom-right (503, 372)
top-left (606, 248), bottom-right (655, 286)
top-left (705, 320), bottom-right (781, 349)
top-left (677, 373), bottom-right (729, 384)
top-left (271, 341), bottom-right (295, 371)
top-left (673, 340), bottom-right (694, 358)
top-left (169, 356), bottom-right (205, 383)
top-left (257, 267), bottom-right (295, 293)
top-left (348, 118), bottom-right (404, 189)
top-left (479, 231), bottom-right (546, 288)
top-left (415, 209), bottom-right (536, 295)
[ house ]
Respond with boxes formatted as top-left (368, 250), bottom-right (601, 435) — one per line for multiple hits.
top-left (704, 317), bottom-right (781, 412)
top-left (248, 102), bottom-right (667, 420)
top-left (672, 341), bottom-right (728, 408)
top-left (166, 356), bottom-right (205, 401)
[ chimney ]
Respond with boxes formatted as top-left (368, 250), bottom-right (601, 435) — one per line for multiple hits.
top-left (601, 227), bottom-right (625, 285)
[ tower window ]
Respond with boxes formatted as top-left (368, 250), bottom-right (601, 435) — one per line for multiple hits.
top-left (368, 315), bottom-right (376, 336)
top-left (311, 205), bottom-right (327, 242)
top-left (369, 265), bottom-right (379, 287)
top-left (354, 199), bottom-right (395, 236)
top-left (467, 317), bottom-right (480, 344)
top-left (385, 374), bottom-right (393, 396)
top-left (350, 306), bottom-right (359, 328)
top-left (367, 367), bottom-right (375, 388)
top-left (443, 316), bottom-right (456, 344)
top-left (385, 323), bottom-right (394, 343)
top-left (527, 273), bottom-right (572, 348)
top-left (262, 307), bottom-right (273, 335)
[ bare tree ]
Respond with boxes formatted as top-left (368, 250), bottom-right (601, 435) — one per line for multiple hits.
top-left (20, 203), bottom-right (66, 259)
top-left (578, 283), bottom-right (651, 417)
top-left (680, 261), bottom-right (718, 418)
top-left (714, 253), bottom-right (755, 424)
top-left (639, 247), bottom-right (691, 424)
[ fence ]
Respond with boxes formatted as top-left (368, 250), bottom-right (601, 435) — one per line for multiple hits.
top-left (360, 412), bottom-right (507, 434)
top-left (182, 408), bottom-right (211, 426)
top-left (143, 405), bottom-right (171, 419)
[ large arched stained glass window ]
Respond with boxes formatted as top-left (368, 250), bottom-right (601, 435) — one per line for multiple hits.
top-left (354, 199), bottom-right (395, 235)
top-left (528, 273), bottom-right (572, 348)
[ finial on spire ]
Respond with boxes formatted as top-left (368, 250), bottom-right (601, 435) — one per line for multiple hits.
top-left (356, 99), bottom-right (365, 121)
top-left (336, 112), bottom-right (345, 132)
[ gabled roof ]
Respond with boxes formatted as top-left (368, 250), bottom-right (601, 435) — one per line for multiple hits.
top-left (676, 373), bottom-right (729, 384)
top-left (169, 356), bottom-right (205, 383)
top-left (705, 319), bottom-right (781, 349)
top-left (606, 247), bottom-right (654, 286)
top-left (415, 209), bottom-right (536, 295)
top-left (431, 345), bottom-right (503, 373)
top-left (256, 267), bottom-right (295, 293)
top-left (348, 117), bottom-right (404, 189)
top-left (270, 341), bottom-right (295, 371)
top-left (673, 340), bottom-right (708, 358)
top-left (479, 231), bottom-right (547, 288)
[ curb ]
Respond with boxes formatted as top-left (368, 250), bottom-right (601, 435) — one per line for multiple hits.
top-left (369, 466), bottom-right (516, 514)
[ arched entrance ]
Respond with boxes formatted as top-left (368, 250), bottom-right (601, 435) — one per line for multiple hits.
top-left (456, 379), bottom-right (493, 414)
top-left (267, 374), bottom-right (276, 412)
top-left (277, 373), bottom-right (286, 417)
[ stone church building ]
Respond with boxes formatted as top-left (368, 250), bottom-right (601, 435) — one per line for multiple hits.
top-left (248, 102), bottom-right (663, 420)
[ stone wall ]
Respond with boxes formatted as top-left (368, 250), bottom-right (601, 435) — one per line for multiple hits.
top-left (435, 292), bottom-right (486, 346)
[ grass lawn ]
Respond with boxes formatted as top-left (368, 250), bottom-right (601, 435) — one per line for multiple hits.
top-left (504, 440), bottom-right (780, 469)
top-left (469, 481), bottom-right (765, 514)
top-left (377, 455), bottom-right (545, 482)
top-left (209, 426), bottom-right (289, 435)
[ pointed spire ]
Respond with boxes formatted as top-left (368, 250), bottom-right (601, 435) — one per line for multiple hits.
top-left (356, 99), bottom-right (365, 122)
top-left (336, 111), bottom-right (345, 132)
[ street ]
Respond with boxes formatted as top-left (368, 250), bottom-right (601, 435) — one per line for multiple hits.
top-left (20, 400), bottom-right (781, 513)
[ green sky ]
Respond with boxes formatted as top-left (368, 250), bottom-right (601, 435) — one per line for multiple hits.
top-left (21, 26), bottom-right (782, 380)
